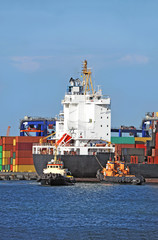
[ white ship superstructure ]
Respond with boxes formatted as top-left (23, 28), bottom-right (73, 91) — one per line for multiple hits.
top-left (33, 60), bottom-right (114, 157)
top-left (56, 60), bottom-right (111, 140)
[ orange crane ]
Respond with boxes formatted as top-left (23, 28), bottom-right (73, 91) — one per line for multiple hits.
top-left (6, 126), bottom-right (11, 136)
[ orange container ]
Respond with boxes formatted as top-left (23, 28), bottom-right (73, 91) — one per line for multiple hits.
top-left (15, 157), bottom-right (33, 165)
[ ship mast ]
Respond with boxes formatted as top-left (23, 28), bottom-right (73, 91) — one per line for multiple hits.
top-left (82, 60), bottom-right (94, 95)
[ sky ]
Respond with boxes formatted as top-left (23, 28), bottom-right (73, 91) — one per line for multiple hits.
top-left (0, 0), bottom-right (158, 136)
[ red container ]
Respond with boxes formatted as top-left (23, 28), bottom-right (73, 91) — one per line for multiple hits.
top-left (135, 144), bottom-right (146, 149)
top-left (10, 149), bottom-right (13, 158)
top-left (155, 133), bottom-right (158, 149)
top-left (3, 144), bottom-right (13, 151)
top-left (0, 139), bottom-right (2, 145)
top-left (154, 156), bottom-right (158, 164)
top-left (147, 156), bottom-right (154, 164)
top-left (16, 142), bottom-right (33, 151)
top-left (16, 157), bottom-right (33, 165)
top-left (15, 150), bottom-right (32, 158)
top-left (10, 165), bottom-right (13, 171)
top-left (155, 149), bottom-right (158, 156)
top-left (2, 137), bottom-right (15, 145)
top-left (130, 156), bottom-right (138, 164)
top-left (16, 136), bottom-right (42, 143)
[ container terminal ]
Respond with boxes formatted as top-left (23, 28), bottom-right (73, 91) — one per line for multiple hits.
top-left (0, 61), bottom-right (158, 183)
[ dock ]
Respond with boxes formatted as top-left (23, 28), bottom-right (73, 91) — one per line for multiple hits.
top-left (0, 173), bottom-right (158, 183)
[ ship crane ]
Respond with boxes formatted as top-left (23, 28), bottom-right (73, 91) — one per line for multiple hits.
top-left (82, 60), bottom-right (94, 95)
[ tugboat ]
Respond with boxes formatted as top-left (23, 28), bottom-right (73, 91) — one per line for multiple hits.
top-left (39, 155), bottom-right (75, 186)
top-left (96, 158), bottom-right (145, 185)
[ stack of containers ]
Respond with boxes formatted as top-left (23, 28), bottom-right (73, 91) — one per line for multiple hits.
top-left (154, 132), bottom-right (158, 164)
top-left (111, 137), bottom-right (135, 157)
top-left (0, 137), bottom-right (2, 171)
top-left (15, 136), bottom-right (43, 172)
top-left (0, 136), bottom-right (45, 173)
top-left (2, 137), bottom-right (15, 172)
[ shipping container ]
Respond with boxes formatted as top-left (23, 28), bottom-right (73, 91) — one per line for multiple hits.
top-left (15, 136), bottom-right (42, 143)
top-left (15, 150), bottom-right (32, 158)
top-left (13, 159), bottom-right (16, 166)
top-left (0, 152), bottom-right (2, 158)
top-left (13, 152), bottom-right (16, 159)
top-left (13, 139), bottom-right (16, 146)
top-left (15, 158), bottom-right (33, 165)
top-left (155, 133), bottom-right (158, 149)
top-left (3, 144), bottom-right (13, 151)
top-left (16, 165), bottom-right (36, 172)
top-left (0, 165), bottom-right (2, 171)
top-left (0, 146), bottom-right (2, 152)
top-left (3, 151), bottom-right (10, 158)
top-left (2, 137), bottom-right (15, 145)
top-left (10, 165), bottom-right (13, 171)
top-left (111, 137), bottom-right (135, 144)
top-left (13, 166), bottom-right (16, 172)
top-left (135, 137), bottom-right (151, 143)
top-left (135, 144), bottom-right (146, 149)
top-left (16, 142), bottom-right (33, 151)
top-left (115, 144), bottom-right (135, 155)
top-left (2, 158), bottom-right (8, 165)
top-left (0, 159), bottom-right (2, 165)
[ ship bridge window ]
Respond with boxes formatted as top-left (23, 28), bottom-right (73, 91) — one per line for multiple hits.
top-left (56, 166), bottom-right (58, 168)
top-left (50, 166), bottom-right (52, 168)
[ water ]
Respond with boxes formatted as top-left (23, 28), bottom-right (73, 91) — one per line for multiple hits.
top-left (0, 181), bottom-right (158, 240)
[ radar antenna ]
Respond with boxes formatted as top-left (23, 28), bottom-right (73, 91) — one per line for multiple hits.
top-left (82, 60), bottom-right (94, 95)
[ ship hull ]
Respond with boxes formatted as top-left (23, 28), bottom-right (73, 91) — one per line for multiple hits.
top-left (33, 154), bottom-right (158, 178)
top-left (33, 153), bottom-right (113, 178)
top-left (127, 163), bottom-right (158, 178)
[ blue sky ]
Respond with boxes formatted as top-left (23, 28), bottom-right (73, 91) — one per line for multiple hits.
top-left (0, 0), bottom-right (158, 136)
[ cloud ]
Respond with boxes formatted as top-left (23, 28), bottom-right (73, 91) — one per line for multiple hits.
top-left (118, 55), bottom-right (149, 64)
top-left (10, 56), bottom-right (53, 72)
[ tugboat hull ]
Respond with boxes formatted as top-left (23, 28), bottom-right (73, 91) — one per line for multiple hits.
top-left (40, 173), bottom-right (75, 186)
top-left (100, 175), bottom-right (145, 185)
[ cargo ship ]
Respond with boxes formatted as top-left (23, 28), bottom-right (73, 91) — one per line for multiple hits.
top-left (31, 62), bottom-right (158, 178)
top-left (32, 60), bottom-right (115, 177)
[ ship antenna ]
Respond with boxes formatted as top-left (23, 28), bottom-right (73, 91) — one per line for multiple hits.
top-left (82, 60), bottom-right (94, 95)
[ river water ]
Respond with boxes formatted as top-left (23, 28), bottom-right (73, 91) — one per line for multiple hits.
top-left (0, 181), bottom-right (158, 240)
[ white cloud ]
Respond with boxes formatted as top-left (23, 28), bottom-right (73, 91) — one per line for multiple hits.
top-left (118, 55), bottom-right (149, 64)
top-left (10, 56), bottom-right (53, 72)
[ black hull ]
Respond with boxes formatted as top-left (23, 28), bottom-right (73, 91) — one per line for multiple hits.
top-left (40, 174), bottom-right (75, 186)
top-left (100, 176), bottom-right (144, 185)
top-left (127, 163), bottom-right (158, 178)
top-left (33, 154), bottom-right (158, 178)
top-left (33, 153), bottom-right (113, 178)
